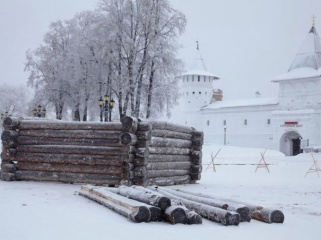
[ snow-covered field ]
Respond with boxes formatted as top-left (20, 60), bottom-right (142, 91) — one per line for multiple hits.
top-left (1, 144), bottom-right (320, 240)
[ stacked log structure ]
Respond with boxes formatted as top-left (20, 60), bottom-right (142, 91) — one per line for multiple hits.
top-left (1, 116), bottom-right (204, 186)
top-left (0, 117), bottom-right (128, 185)
top-left (133, 119), bottom-right (204, 186)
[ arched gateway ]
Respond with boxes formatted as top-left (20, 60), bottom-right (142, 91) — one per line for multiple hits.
top-left (280, 131), bottom-right (302, 156)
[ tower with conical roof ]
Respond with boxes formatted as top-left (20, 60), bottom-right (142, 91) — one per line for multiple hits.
top-left (180, 42), bottom-right (220, 113)
top-left (272, 20), bottom-right (321, 110)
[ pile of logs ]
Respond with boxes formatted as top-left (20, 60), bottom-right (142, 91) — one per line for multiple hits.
top-left (79, 185), bottom-right (285, 225)
top-left (121, 117), bottom-right (203, 186)
top-left (1, 116), bottom-right (203, 186)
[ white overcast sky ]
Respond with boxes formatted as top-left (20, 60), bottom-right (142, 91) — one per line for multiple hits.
top-left (0, 0), bottom-right (320, 100)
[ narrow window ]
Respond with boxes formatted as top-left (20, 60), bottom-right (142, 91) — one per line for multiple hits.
top-left (267, 119), bottom-right (271, 125)
top-left (192, 75), bottom-right (194, 82)
top-left (199, 91), bottom-right (201, 94)
top-left (223, 120), bottom-right (226, 126)
top-left (244, 119), bottom-right (247, 125)
top-left (198, 75), bottom-right (200, 82)
top-left (193, 91), bottom-right (195, 94)
top-left (207, 120), bottom-right (210, 126)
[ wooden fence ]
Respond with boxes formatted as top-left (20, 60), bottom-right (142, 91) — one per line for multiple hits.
top-left (0, 116), bottom-right (203, 186)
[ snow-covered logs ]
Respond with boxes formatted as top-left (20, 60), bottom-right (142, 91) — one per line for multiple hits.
top-left (1, 116), bottom-right (204, 186)
top-left (79, 185), bottom-right (284, 225)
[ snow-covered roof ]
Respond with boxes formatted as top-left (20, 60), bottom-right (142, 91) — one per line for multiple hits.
top-left (272, 26), bottom-right (321, 82)
top-left (184, 43), bottom-right (219, 79)
top-left (201, 97), bottom-right (279, 110)
top-left (271, 67), bottom-right (321, 81)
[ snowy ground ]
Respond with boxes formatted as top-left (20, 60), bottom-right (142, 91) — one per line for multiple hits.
top-left (1, 144), bottom-right (320, 240)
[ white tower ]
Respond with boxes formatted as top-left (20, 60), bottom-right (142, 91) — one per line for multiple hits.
top-left (180, 42), bottom-right (219, 111)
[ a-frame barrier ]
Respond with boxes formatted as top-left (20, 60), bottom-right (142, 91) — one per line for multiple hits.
top-left (255, 149), bottom-right (270, 173)
top-left (305, 152), bottom-right (321, 178)
top-left (206, 148), bottom-right (221, 172)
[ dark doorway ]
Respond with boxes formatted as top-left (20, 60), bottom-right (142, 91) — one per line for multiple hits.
top-left (292, 138), bottom-right (301, 156)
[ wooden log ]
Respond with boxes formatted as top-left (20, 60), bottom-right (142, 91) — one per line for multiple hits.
top-left (1, 163), bottom-right (17, 173)
top-left (14, 152), bottom-right (126, 166)
top-left (148, 175), bottom-right (191, 186)
top-left (0, 159), bottom-right (14, 165)
top-left (133, 177), bottom-right (148, 186)
top-left (121, 116), bottom-right (138, 133)
top-left (191, 145), bottom-right (202, 151)
top-left (210, 195), bottom-right (284, 223)
top-left (148, 154), bottom-right (191, 162)
top-left (151, 129), bottom-right (192, 140)
top-left (111, 185), bottom-right (170, 213)
top-left (192, 131), bottom-right (204, 138)
top-left (123, 171), bottom-right (134, 180)
top-left (80, 185), bottom-right (151, 223)
top-left (135, 140), bottom-right (150, 148)
top-left (16, 145), bottom-right (127, 156)
top-left (149, 137), bottom-right (192, 148)
top-left (149, 147), bottom-right (190, 155)
top-left (15, 170), bottom-right (121, 184)
top-left (2, 148), bottom-right (17, 160)
top-left (252, 208), bottom-right (284, 223)
top-left (190, 164), bottom-right (202, 174)
top-left (134, 166), bottom-right (147, 178)
top-left (134, 157), bottom-right (148, 166)
top-left (0, 171), bottom-right (15, 181)
top-left (190, 151), bottom-right (202, 165)
top-left (147, 169), bottom-right (190, 178)
top-left (17, 136), bottom-right (122, 147)
top-left (135, 148), bottom-right (149, 158)
top-left (137, 122), bottom-right (152, 131)
top-left (190, 172), bottom-right (201, 181)
top-left (16, 162), bottom-right (123, 175)
top-left (18, 120), bottom-right (123, 131)
top-left (164, 206), bottom-right (188, 224)
top-left (152, 187), bottom-right (240, 226)
top-left (136, 130), bottom-right (152, 140)
top-left (160, 188), bottom-right (250, 222)
top-left (130, 185), bottom-right (172, 211)
top-left (141, 121), bottom-right (194, 134)
top-left (170, 199), bottom-right (202, 224)
top-left (120, 132), bottom-right (137, 146)
top-left (1, 130), bottom-right (18, 142)
top-left (147, 162), bottom-right (191, 171)
top-left (122, 162), bottom-right (134, 171)
top-left (191, 137), bottom-right (204, 146)
top-left (2, 117), bottom-right (21, 129)
top-left (18, 129), bottom-right (121, 139)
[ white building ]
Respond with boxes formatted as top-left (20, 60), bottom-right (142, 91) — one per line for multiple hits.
top-left (175, 24), bottom-right (321, 156)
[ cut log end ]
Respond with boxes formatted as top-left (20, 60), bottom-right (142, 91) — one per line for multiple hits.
top-left (130, 206), bottom-right (151, 223)
top-left (157, 196), bottom-right (171, 211)
top-left (164, 206), bottom-right (188, 224)
top-left (270, 210), bottom-right (285, 223)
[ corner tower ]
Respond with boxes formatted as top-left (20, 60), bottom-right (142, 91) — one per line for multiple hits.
top-left (180, 42), bottom-right (219, 111)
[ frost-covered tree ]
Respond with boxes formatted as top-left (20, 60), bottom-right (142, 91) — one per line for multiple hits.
top-left (25, 0), bottom-right (186, 121)
top-left (0, 83), bottom-right (31, 117)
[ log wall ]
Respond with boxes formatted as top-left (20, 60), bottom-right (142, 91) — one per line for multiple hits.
top-left (0, 116), bottom-right (203, 186)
